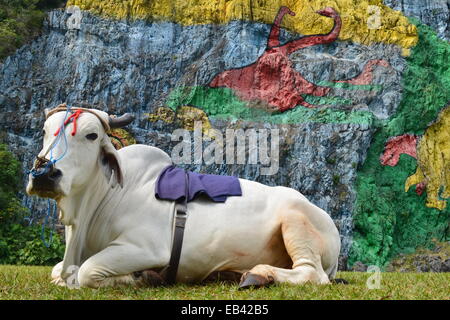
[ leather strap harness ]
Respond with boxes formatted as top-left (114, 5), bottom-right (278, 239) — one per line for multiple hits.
top-left (163, 170), bottom-right (189, 285)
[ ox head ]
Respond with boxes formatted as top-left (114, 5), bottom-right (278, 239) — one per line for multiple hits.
top-left (26, 104), bottom-right (135, 199)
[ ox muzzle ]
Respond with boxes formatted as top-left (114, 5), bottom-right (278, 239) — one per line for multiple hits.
top-left (27, 158), bottom-right (63, 198)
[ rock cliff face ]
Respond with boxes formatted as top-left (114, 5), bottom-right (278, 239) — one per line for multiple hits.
top-left (385, 0), bottom-right (450, 41)
top-left (0, 1), bottom-right (448, 268)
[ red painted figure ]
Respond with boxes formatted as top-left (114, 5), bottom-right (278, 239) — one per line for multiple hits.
top-left (210, 6), bottom-right (342, 111)
top-left (380, 134), bottom-right (418, 167)
top-left (380, 134), bottom-right (427, 196)
top-left (334, 59), bottom-right (391, 85)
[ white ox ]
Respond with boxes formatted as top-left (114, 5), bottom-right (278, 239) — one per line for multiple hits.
top-left (26, 106), bottom-right (341, 288)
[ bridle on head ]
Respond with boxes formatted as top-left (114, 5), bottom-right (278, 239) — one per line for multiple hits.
top-left (29, 103), bottom-right (134, 177)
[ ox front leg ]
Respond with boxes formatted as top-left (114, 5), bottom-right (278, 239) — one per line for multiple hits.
top-left (76, 246), bottom-right (164, 289)
top-left (50, 261), bottom-right (67, 287)
top-left (78, 266), bottom-right (135, 289)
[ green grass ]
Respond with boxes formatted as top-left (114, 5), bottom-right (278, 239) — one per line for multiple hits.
top-left (0, 266), bottom-right (448, 300)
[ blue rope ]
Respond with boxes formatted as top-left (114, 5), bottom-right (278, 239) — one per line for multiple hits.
top-left (48, 108), bottom-right (70, 165)
top-left (28, 105), bottom-right (72, 247)
top-left (41, 199), bottom-right (58, 248)
top-left (23, 196), bottom-right (34, 226)
top-left (29, 105), bottom-right (71, 178)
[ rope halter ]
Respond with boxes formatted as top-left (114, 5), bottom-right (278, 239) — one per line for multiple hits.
top-left (53, 109), bottom-right (84, 137)
top-left (29, 104), bottom-right (134, 177)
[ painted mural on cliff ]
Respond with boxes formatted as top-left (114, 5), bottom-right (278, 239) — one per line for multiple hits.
top-left (67, 0), bottom-right (418, 51)
top-left (208, 6), bottom-right (390, 111)
top-left (69, 0), bottom-right (416, 127)
top-left (143, 1), bottom-right (408, 130)
top-left (67, 0), bottom-right (446, 268)
top-left (349, 24), bottom-right (450, 267)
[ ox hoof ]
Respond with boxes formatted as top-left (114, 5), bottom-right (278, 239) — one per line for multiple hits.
top-left (331, 278), bottom-right (349, 285)
top-left (51, 277), bottom-right (67, 287)
top-left (239, 273), bottom-right (274, 290)
top-left (134, 270), bottom-right (165, 287)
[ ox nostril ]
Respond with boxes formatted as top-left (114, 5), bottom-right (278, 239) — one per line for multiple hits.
top-left (49, 169), bottom-right (62, 180)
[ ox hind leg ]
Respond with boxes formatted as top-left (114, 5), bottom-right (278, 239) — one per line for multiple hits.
top-left (240, 204), bottom-right (336, 288)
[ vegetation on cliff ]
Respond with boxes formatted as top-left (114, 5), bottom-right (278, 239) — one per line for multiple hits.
top-left (0, 0), bottom-right (65, 61)
top-left (0, 144), bottom-right (64, 265)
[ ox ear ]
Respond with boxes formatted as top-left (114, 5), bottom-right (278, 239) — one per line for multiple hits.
top-left (99, 137), bottom-right (123, 188)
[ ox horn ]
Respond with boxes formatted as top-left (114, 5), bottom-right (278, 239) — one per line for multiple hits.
top-left (108, 113), bottom-right (135, 129)
top-left (44, 108), bottom-right (51, 118)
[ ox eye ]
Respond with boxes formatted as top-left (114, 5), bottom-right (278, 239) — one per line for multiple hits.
top-left (86, 133), bottom-right (98, 141)
top-left (42, 130), bottom-right (46, 136)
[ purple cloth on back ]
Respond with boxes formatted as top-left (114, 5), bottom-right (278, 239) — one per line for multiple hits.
top-left (155, 165), bottom-right (242, 203)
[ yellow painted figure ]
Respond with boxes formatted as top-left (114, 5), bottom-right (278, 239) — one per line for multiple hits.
top-left (146, 106), bottom-right (215, 139)
top-left (108, 128), bottom-right (137, 150)
top-left (405, 106), bottom-right (450, 210)
top-left (67, 0), bottom-right (417, 54)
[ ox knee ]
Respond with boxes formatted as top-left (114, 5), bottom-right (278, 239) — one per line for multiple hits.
top-left (78, 262), bottom-right (135, 288)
